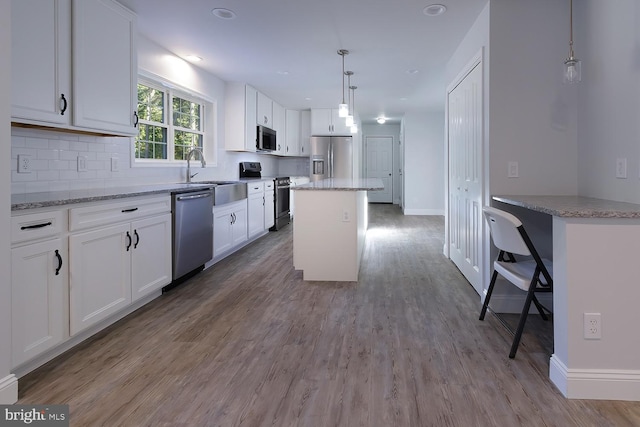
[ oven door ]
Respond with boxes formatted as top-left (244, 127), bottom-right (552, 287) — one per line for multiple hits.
top-left (271, 183), bottom-right (290, 230)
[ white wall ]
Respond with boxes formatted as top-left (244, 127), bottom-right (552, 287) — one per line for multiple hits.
top-left (1, 1), bottom-right (17, 404)
top-left (362, 123), bottom-right (401, 204)
top-left (402, 111), bottom-right (445, 215)
top-left (577, 0), bottom-right (640, 203)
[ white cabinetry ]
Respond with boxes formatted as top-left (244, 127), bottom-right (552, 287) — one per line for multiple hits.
top-left (68, 196), bottom-right (171, 335)
top-left (213, 200), bottom-right (248, 257)
top-left (247, 181), bottom-right (275, 237)
top-left (225, 83), bottom-right (258, 152)
top-left (10, 0), bottom-right (138, 136)
top-left (264, 180), bottom-right (275, 229)
top-left (10, 210), bottom-right (68, 368)
top-left (311, 108), bottom-right (351, 136)
top-left (273, 102), bottom-right (285, 155)
top-left (257, 92), bottom-right (273, 128)
top-left (11, 0), bottom-right (71, 125)
top-left (285, 110), bottom-right (301, 156)
top-left (300, 110), bottom-right (311, 156)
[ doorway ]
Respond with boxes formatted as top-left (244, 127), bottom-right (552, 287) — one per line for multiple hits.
top-left (365, 136), bottom-right (393, 203)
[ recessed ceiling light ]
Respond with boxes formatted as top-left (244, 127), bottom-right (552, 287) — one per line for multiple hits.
top-left (304, 97), bottom-right (312, 101)
top-left (277, 70), bottom-right (289, 75)
top-left (423, 4), bottom-right (447, 16)
top-left (400, 97), bottom-right (408, 101)
top-left (406, 69), bottom-right (419, 75)
top-left (185, 55), bottom-right (202, 62)
top-left (212, 8), bottom-right (236, 19)
top-left (377, 117), bottom-right (387, 124)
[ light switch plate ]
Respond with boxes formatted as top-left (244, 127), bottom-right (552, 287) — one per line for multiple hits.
top-left (508, 161), bottom-right (519, 178)
top-left (77, 155), bottom-right (87, 172)
top-left (111, 157), bottom-right (119, 172)
top-left (616, 158), bottom-right (627, 179)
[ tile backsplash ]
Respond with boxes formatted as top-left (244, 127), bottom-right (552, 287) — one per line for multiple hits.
top-left (11, 127), bottom-right (310, 194)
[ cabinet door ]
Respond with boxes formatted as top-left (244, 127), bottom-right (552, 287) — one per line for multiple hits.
top-left (11, 0), bottom-right (71, 124)
top-left (69, 223), bottom-right (131, 335)
top-left (248, 192), bottom-right (265, 238)
top-left (285, 110), bottom-right (301, 156)
top-left (131, 214), bottom-right (172, 301)
top-left (245, 85), bottom-right (258, 151)
top-left (310, 109), bottom-right (333, 135)
top-left (213, 207), bottom-right (234, 257)
top-left (11, 238), bottom-right (67, 368)
top-left (264, 189), bottom-right (275, 229)
top-left (299, 110), bottom-right (311, 156)
top-left (257, 92), bottom-right (273, 128)
top-left (72, 0), bottom-right (137, 135)
top-left (273, 102), bottom-right (286, 155)
top-left (231, 203), bottom-right (248, 247)
top-left (331, 109), bottom-right (351, 135)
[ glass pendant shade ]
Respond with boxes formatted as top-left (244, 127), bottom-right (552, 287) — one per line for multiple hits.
top-left (345, 115), bottom-right (354, 127)
top-left (338, 103), bottom-right (349, 118)
top-left (563, 58), bottom-right (581, 83)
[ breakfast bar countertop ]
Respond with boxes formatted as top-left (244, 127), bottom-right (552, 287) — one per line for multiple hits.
top-left (492, 195), bottom-right (640, 219)
top-left (291, 178), bottom-right (384, 191)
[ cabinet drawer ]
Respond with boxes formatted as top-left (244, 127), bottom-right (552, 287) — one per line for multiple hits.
top-left (11, 210), bottom-right (66, 244)
top-left (69, 196), bottom-right (171, 232)
top-left (264, 181), bottom-right (274, 191)
top-left (247, 182), bottom-right (264, 195)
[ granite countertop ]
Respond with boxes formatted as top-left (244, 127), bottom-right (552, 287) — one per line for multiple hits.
top-left (11, 183), bottom-right (218, 211)
top-left (292, 178), bottom-right (384, 191)
top-left (493, 195), bottom-right (640, 218)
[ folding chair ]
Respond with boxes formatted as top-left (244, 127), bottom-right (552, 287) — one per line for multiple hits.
top-left (479, 206), bottom-right (553, 358)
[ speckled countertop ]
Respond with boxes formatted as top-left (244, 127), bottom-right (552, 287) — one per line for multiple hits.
top-left (493, 195), bottom-right (640, 218)
top-left (11, 183), bottom-right (218, 211)
top-left (291, 178), bottom-right (384, 191)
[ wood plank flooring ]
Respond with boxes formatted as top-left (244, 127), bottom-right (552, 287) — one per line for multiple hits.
top-left (17, 204), bottom-right (640, 426)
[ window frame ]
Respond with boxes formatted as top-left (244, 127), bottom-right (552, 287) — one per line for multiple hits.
top-left (133, 74), bottom-right (216, 167)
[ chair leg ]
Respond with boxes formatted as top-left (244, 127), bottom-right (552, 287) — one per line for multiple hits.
top-left (532, 294), bottom-right (549, 321)
top-left (480, 270), bottom-right (499, 320)
top-left (509, 279), bottom-right (537, 359)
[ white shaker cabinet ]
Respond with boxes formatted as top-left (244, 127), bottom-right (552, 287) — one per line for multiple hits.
top-left (11, 0), bottom-right (72, 125)
top-left (264, 180), bottom-right (275, 229)
top-left (72, 0), bottom-right (138, 135)
top-left (248, 182), bottom-right (266, 238)
top-left (130, 214), bottom-right (172, 302)
top-left (310, 108), bottom-right (351, 136)
top-left (10, 0), bottom-right (138, 136)
top-left (285, 110), bottom-right (301, 156)
top-left (257, 91), bottom-right (273, 128)
top-left (10, 209), bottom-right (68, 369)
top-left (299, 110), bottom-right (311, 156)
top-left (273, 102), bottom-right (285, 155)
top-left (213, 200), bottom-right (248, 258)
top-left (225, 83), bottom-right (258, 152)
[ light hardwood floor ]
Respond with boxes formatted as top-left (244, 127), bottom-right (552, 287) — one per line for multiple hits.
top-left (18, 204), bottom-right (640, 426)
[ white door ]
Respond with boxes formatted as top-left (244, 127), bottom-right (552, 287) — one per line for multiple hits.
top-left (248, 192), bottom-right (265, 238)
top-left (448, 61), bottom-right (483, 294)
top-left (365, 136), bottom-right (393, 203)
top-left (131, 214), bottom-right (172, 302)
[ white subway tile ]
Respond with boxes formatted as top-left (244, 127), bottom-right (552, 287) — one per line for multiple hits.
top-left (59, 170), bottom-right (79, 180)
top-left (37, 170), bottom-right (60, 181)
top-left (88, 143), bottom-right (105, 152)
top-left (49, 181), bottom-right (71, 192)
top-left (11, 135), bottom-right (26, 147)
top-left (37, 149), bottom-right (60, 160)
top-left (48, 160), bottom-right (71, 170)
top-left (25, 181), bottom-right (50, 193)
top-left (59, 151), bottom-right (79, 161)
top-left (70, 141), bottom-right (89, 151)
top-left (11, 182), bottom-right (26, 194)
top-left (25, 137), bottom-right (50, 150)
top-left (29, 159), bottom-right (49, 170)
top-left (49, 139), bottom-right (70, 150)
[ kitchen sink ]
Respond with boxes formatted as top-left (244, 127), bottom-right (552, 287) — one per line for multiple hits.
top-left (211, 182), bottom-right (247, 205)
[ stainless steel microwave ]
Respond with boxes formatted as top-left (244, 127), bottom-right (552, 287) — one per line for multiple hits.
top-left (257, 125), bottom-right (277, 152)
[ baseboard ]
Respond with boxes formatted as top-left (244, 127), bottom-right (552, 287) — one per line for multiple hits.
top-left (550, 356), bottom-right (640, 400)
top-left (402, 208), bottom-right (445, 216)
top-left (0, 374), bottom-right (18, 404)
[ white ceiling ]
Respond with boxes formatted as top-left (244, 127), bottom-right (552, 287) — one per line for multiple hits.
top-left (117, 0), bottom-right (488, 124)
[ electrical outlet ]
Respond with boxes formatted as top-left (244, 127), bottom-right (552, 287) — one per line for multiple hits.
top-left (77, 156), bottom-right (87, 172)
top-left (17, 154), bottom-right (32, 173)
top-left (616, 158), bottom-right (627, 179)
top-left (111, 157), bottom-right (119, 172)
top-left (584, 313), bottom-right (601, 339)
top-left (508, 161), bottom-right (519, 178)
top-left (342, 209), bottom-right (350, 222)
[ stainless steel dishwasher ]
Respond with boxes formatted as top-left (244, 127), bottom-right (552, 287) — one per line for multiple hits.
top-left (172, 189), bottom-right (213, 282)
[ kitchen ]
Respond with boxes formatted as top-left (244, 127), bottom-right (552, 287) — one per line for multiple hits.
top-left (2, 0), bottom-right (640, 420)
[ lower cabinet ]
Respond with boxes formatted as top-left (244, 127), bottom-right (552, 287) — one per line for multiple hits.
top-left (265, 181), bottom-right (275, 229)
top-left (213, 200), bottom-right (248, 258)
top-left (11, 237), bottom-right (67, 368)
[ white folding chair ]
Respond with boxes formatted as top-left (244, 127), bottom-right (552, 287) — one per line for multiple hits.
top-left (480, 206), bottom-right (553, 358)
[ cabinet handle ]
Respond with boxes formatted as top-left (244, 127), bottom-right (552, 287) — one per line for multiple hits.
top-left (126, 231), bottom-right (132, 251)
top-left (134, 111), bottom-right (139, 128)
top-left (60, 94), bottom-right (67, 116)
top-left (264, 116), bottom-right (268, 125)
top-left (121, 207), bottom-right (139, 213)
top-left (134, 229), bottom-right (140, 249)
top-left (233, 213), bottom-right (237, 224)
top-left (54, 249), bottom-right (62, 276)
top-left (263, 196), bottom-right (265, 206)
top-left (20, 221), bottom-right (52, 230)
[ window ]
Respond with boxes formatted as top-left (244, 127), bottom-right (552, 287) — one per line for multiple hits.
top-left (135, 79), bottom-right (208, 163)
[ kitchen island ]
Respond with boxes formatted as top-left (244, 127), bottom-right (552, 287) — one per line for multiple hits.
top-left (292, 178), bottom-right (384, 281)
top-left (493, 195), bottom-right (640, 401)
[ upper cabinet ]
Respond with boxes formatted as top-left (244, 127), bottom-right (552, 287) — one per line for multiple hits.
top-left (225, 83), bottom-right (258, 152)
top-left (11, 0), bottom-right (138, 136)
top-left (299, 110), bottom-right (311, 157)
top-left (257, 92), bottom-right (273, 128)
top-left (285, 110), bottom-right (300, 157)
top-left (272, 102), bottom-right (285, 155)
top-left (310, 108), bottom-right (351, 136)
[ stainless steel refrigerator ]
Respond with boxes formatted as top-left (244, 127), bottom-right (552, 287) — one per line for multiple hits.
top-left (309, 136), bottom-right (353, 182)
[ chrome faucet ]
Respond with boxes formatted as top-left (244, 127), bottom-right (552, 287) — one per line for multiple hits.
top-left (186, 147), bottom-right (206, 183)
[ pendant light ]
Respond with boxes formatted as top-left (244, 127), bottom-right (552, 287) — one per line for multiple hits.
top-left (563, 0), bottom-right (581, 83)
top-left (337, 50), bottom-right (349, 117)
top-left (345, 71), bottom-right (354, 127)
top-left (350, 86), bottom-right (358, 134)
